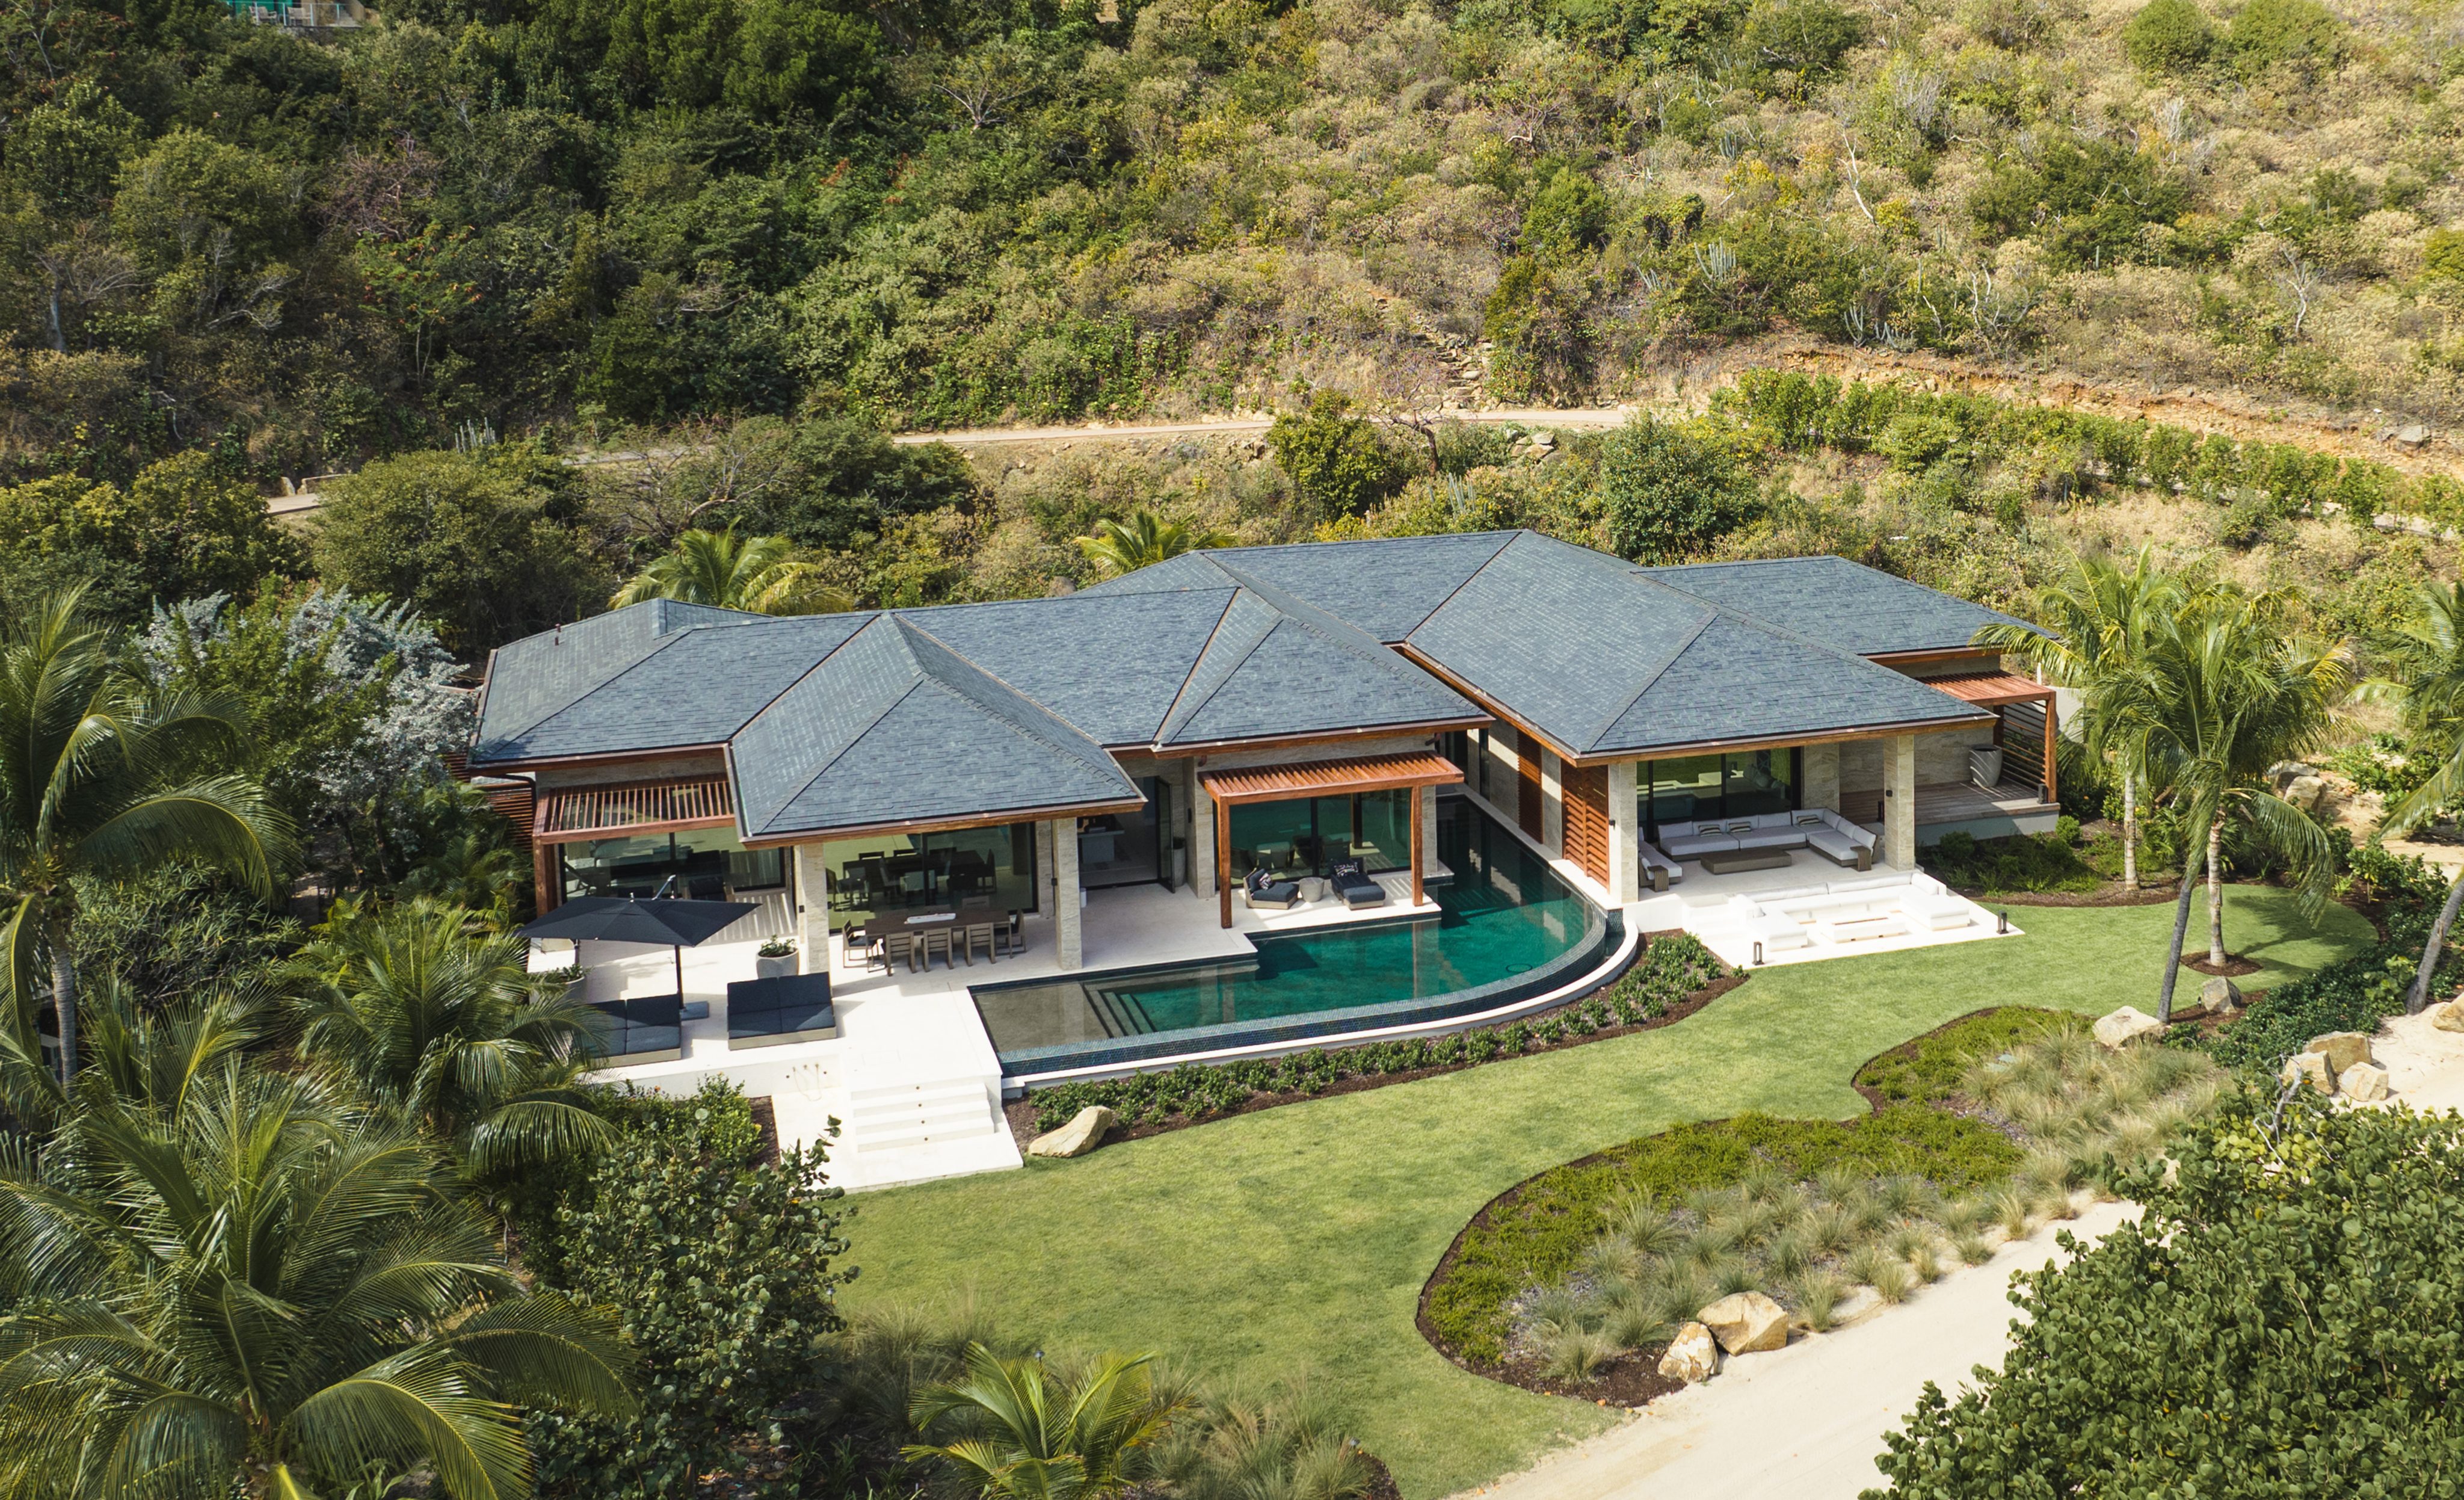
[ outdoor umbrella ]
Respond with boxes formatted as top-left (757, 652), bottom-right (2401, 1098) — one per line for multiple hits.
top-left (519, 895), bottom-right (760, 999)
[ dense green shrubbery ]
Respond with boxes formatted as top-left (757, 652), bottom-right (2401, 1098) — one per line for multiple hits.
top-left (1027, 934), bottom-right (1730, 1133)
top-left (1921, 827), bottom-right (2099, 894)
top-left (1873, 1091), bottom-right (2464, 1495)
top-left (1717, 371), bottom-right (2441, 525)
top-left (1426, 1105), bottom-right (2024, 1364)
top-left (2203, 844), bottom-right (2454, 1069)
top-left (1598, 414), bottom-right (1761, 561)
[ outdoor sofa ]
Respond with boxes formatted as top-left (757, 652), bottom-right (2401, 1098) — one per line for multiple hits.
top-left (1724, 872), bottom-right (1974, 953)
top-left (1243, 866), bottom-right (1302, 910)
top-left (1656, 808), bottom-right (1877, 871)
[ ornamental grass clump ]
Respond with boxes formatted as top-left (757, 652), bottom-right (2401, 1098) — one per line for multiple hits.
top-left (1489, 1010), bottom-right (2229, 1377)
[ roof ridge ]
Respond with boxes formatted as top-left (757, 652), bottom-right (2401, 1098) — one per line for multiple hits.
top-left (1392, 529), bottom-right (1524, 644)
top-left (890, 616), bottom-right (1126, 780)
top-left (1150, 590), bottom-right (1244, 746)
top-left (1204, 559), bottom-right (1417, 668)
top-left (732, 614), bottom-right (917, 834)
top-left (1154, 591), bottom-right (1281, 744)
top-left (1574, 580), bottom-right (1723, 753)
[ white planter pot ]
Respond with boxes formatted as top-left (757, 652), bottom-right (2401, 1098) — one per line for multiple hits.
top-left (755, 954), bottom-right (796, 980)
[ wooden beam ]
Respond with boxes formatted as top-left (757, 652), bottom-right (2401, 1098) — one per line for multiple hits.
top-left (1409, 784), bottom-right (1424, 909)
top-left (1216, 794), bottom-right (1233, 930)
top-left (532, 841), bottom-right (559, 918)
top-left (2044, 696), bottom-right (2059, 803)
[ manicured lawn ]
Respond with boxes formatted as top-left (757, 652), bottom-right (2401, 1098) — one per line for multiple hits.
top-left (844, 889), bottom-right (2370, 1499)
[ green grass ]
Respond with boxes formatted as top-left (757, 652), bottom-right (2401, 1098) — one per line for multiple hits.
top-left (843, 889), bottom-right (2370, 1499)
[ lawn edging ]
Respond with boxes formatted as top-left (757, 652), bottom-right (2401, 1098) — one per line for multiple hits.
top-left (1414, 1007), bottom-right (2074, 1392)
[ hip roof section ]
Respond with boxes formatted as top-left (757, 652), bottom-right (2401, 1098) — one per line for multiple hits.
top-left (1637, 555), bottom-right (2034, 656)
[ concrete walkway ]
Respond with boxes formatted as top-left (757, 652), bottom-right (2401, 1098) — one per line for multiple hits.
top-left (1457, 1199), bottom-right (2135, 1500)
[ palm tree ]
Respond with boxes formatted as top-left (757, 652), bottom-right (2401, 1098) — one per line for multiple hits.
top-left (2117, 590), bottom-right (2352, 1021)
top-left (1974, 548), bottom-right (2189, 890)
top-left (0, 586), bottom-right (291, 1087)
top-left (1076, 512), bottom-right (1234, 580)
top-left (611, 528), bottom-right (853, 615)
top-left (905, 1344), bottom-right (1184, 1500)
top-left (0, 1057), bottom-right (635, 1499)
top-left (283, 898), bottom-right (611, 1173)
top-left (2368, 581), bottom-right (2464, 1011)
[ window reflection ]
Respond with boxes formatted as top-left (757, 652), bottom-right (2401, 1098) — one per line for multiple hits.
top-left (1227, 790), bottom-right (1411, 876)
top-left (822, 823), bottom-right (1038, 933)
top-left (557, 827), bottom-right (785, 904)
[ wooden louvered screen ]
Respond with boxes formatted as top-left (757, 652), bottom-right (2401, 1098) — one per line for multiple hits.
top-left (535, 777), bottom-right (735, 843)
top-left (1562, 762), bottom-right (1610, 886)
top-left (2002, 701), bottom-right (2053, 793)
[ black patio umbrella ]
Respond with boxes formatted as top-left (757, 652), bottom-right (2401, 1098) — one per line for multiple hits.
top-left (519, 895), bottom-right (760, 999)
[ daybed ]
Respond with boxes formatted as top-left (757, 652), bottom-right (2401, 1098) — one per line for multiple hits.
top-left (1328, 859), bottom-right (1387, 909)
top-left (1243, 865), bottom-right (1301, 910)
top-left (1656, 808), bottom-right (1877, 871)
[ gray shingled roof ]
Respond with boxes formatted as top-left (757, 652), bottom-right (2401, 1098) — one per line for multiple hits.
top-left (1639, 556), bottom-right (2035, 656)
top-left (730, 616), bottom-right (1139, 841)
top-left (475, 599), bottom-right (756, 759)
top-left (896, 590), bottom-right (1230, 745)
top-left (1095, 532), bottom-right (1517, 641)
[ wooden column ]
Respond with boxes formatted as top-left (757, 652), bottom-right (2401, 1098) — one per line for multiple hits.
top-left (532, 841), bottom-right (559, 918)
top-left (2042, 695), bottom-right (2059, 802)
top-left (1409, 784), bottom-right (1425, 908)
top-left (1216, 793), bottom-right (1233, 929)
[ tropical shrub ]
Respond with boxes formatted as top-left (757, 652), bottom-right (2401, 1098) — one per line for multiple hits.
top-left (1598, 415), bottom-right (1759, 561)
top-left (1267, 394), bottom-right (1412, 520)
top-left (2121, 0), bottom-right (2215, 73)
top-left (1873, 1092), bottom-right (2464, 1495)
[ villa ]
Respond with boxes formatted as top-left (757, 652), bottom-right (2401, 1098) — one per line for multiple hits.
top-left (470, 531), bottom-right (2060, 1187)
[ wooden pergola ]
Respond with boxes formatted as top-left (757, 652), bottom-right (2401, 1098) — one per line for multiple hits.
top-left (528, 776), bottom-right (739, 913)
top-left (1926, 673), bottom-right (2060, 800)
top-left (1200, 752), bottom-right (1466, 928)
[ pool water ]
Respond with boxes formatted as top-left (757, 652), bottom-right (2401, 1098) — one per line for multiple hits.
top-left (973, 798), bottom-right (1609, 1073)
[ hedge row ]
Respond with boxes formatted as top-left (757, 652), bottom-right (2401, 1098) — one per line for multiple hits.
top-left (1026, 933), bottom-right (1731, 1134)
top-left (1424, 1105), bottom-right (2025, 1366)
top-left (1714, 371), bottom-right (2464, 528)
top-left (2202, 844), bottom-right (2456, 1070)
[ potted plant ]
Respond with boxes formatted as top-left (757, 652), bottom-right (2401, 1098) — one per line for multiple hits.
top-left (756, 936), bottom-right (798, 979)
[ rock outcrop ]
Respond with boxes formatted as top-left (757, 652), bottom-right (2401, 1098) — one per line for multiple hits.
top-left (2095, 1007), bottom-right (2166, 1048)
top-left (1658, 1321), bottom-right (1719, 1383)
top-left (1027, 1105), bottom-right (1116, 1158)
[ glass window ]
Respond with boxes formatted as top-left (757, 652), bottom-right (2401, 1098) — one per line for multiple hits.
top-left (557, 828), bottom-right (783, 904)
top-left (1646, 755), bottom-right (1724, 830)
top-left (1082, 779), bottom-right (1163, 889)
top-left (1642, 749), bottom-right (1800, 832)
top-left (823, 823), bottom-right (1037, 933)
top-left (1227, 791), bottom-right (1412, 875)
top-left (1724, 748), bottom-right (1797, 818)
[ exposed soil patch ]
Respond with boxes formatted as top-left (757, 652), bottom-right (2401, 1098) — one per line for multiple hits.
top-left (1492, 1346), bottom-right (1686, 1409)
top-left (1358, 1449), bottom-right (1403, 1500)
top-left (1006, 958), bottom-right (1749, 1149)
top-left (2184, 953), bottom-right (2264, 978)
top-left (749, 1094), bottom-right (781, 1165)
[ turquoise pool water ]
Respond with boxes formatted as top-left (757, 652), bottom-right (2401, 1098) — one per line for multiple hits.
top-left (973, 798), bottom-right (1607, 1073)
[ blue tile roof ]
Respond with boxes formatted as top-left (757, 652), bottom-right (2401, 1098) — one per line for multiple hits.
top-left (475, 599), bottom-right (755, 759)
top-left (1638, 556), bottom-right (2034, 656)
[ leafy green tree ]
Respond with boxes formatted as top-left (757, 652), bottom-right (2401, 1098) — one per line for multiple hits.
top-left (2367, 582), bottom-right (2464, 1011)
top-left (1518, 168), bottom-right (1608, 262)
top-left (0, 587), bottom-right (288, 1085)
top-left (1742, 0), bottom-right (1865, 83)
top-left (2225, 0), bottom-right (2343, 76)
top-left (111, 129), bottom-right (302, 336)
top-left (285, 898), bottom-right (610, 1174)
top-left (529, 1084), bottom-right (854, 1500)
top-left (1074, 510), bottom-right (1233, 579)
top-left (905, 1345), bottom-right (1185, 1500)
top-left (1970, 139), bottom-right (2187, 272)
top-left (1598, 415), bottom-right (1757, 561)
top-left (1974, 548), bottom-right (2192, 890)
top-left (1871, 1091), bottom-right (2464, 1496)
top-left (1267, 394), bottom-right (1409, 521)
top-left (311, 446), bottom-right (610, 656)
top-left (0, 451), bottom-right (306, 622)
top-left (0, 1055), bottom-right (636, 1499)
top-left (611, 526), bottom-right (853, 613)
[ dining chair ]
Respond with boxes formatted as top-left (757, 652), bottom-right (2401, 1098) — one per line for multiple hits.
top-left (962, 922), bottom-right (996, 964)
top-left (997, 909), bottom-right (1025, 955)
top-left (840, 926), bottom-right (872, 969)
top-left (919, 927), bottom-right (953, 970)
top-left (877, 931), bottom-right (917, 974)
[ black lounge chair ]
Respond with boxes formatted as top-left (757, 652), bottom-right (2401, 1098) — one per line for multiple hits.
top-left (1328, 859), bottom-right (1385, 909)
top-left (1243, 865), bottom-right (1302, 910)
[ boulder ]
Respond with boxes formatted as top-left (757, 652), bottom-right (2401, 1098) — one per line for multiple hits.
top-left (2433, 1000), bottom-right (2464, 1034)
top-left (2094, 1007), bottom-right (2167, 1049)
top-left (2197, 976), bottom-right (2244, 1017)
top-left (2283, 775), bottom-right (2327, 812)
top-left (2281, 1050), bottom-right (2335, 1094)
top-left (1696, 1291), bottom-right (1790, 1354)
top-left (1657, 1321), bottom-right (1719, 1383)
top-left (2339, 1061), bottom-right (2392, 1102)
top-left (2267, 760), bottom-right (2317, 789)
top-left (1027, 1105), bottom-right (1116, 1159)
top-left (2305, 1031), bottom-right (2374, 1075)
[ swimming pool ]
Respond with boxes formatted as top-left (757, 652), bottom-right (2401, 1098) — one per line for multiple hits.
top-left (973, 797), bottom-right (1618, 1076)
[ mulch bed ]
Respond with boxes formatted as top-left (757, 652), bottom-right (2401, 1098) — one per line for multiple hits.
top-left (748, 1094), bottom-right (781, 1165)
top-left (2184, 953), bottom-right (2264, 978)
top-left (1944, 882), bottom-right (2181, 907)
top-left (1358, 1449), bottom-right (1404, 1500)
top-left (1008, 956), bottom-right (1749, 1149)
top-left (1492, 1346), bottom-right (1685, 1409)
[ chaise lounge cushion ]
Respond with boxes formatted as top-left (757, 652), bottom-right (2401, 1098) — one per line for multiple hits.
top-left (1244, 865), bottom-right (1301, 909)
top-left (1328, 859), bottom-right (1386, 909)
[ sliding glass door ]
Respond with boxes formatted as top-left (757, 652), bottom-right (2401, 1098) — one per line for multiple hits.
top-left (1641, 748), bottom-right (1799, 834)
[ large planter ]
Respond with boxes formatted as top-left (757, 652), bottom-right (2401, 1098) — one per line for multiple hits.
top-left (755, 952), bottom-right (797, 980)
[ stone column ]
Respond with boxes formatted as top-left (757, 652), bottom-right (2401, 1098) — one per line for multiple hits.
top-left (1190, 773), bottom-right (1216, 898)
top-left (792, 842), bottom-right (830, 974)
top-left (1802, 742), bottom-right (1841, 813)
top-left (1049, 816), bottom-right (1083, 970)
top-left (1540, 749), bottom-right (1565, 856)
top-left (1884, 733), bottom-right (1918, 870)
top-left (1606, 760), bottom-right (1642, 903)
top-left (1420, 779), bottom-right (1440, 873)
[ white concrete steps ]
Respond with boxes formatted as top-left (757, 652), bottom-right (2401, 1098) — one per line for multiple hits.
top-left (843, 1077), bottom-right (1001, 1152)
top-left (801, 1070), bottom-right (1022, 1190)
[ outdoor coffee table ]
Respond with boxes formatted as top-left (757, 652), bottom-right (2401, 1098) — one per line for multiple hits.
top-left (1700, 848), bottom-right (1794, 875)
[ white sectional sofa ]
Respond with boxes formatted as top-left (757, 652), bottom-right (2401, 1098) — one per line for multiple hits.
top-left (1723, 872), bottom-right (1975, 953)
top-left (1656, 808), bottom-right (1879, 870)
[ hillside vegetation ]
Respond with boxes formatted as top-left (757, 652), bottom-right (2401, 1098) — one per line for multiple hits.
top-left (7, 0), bottom-right (2464, 487)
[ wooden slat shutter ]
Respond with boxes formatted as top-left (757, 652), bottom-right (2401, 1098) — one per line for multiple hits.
top-left (1562, 762), bottom-right (1610, 884)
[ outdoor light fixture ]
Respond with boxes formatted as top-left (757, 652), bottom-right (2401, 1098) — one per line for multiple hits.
top-left (1754, 940), bottom-right (1765, 966)
top-left (1998, 910), bottom-right (2009, 934)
